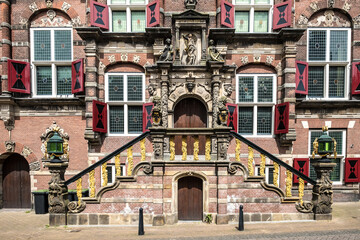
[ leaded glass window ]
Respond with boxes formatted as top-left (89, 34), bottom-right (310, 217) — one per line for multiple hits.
top-left (236, 0), bottom-right (250, 3)
top-left (54, 30), bottom-right (72, 61)
top-left (109, 76), bottom-right (124, 101)
top-left (308, 30), bottom-right (326, 61)
top-left (238, 77), bottom-right (254, 102)
top-left (34, 31), bottom-right (51, 61)
top-left (127, 75), bottom-right (143, 101)
top-left (257, 107), bottom-right (272, 135)
top-left (110, 106), bottom-right (125, 134)
top-left (238, 107), bottom-right (253, 134)
top-left (308, 66), bottom-right (324, 98)
top-left (330, 31), bottom-right (348, 61)
top-left (56, 66), bottom-right (72, 95)
top-left (329, 66), bottom-right (345, 98)
top-left (257, 76), bottom-right (272, 102)
top-left (36, 66), bottom-right (52, 95)
top-left (111, 0), bottom-right (126, 3)
top-left (112, 11), bottom-right (127, 32)
top-left (254, 12), bottom-right (268, 33)
top-left (235, 12), bottom-right (249, 32)
top-left (128, 106), bottom-right (142, 133)
top-left (131, 11), bottom-right (146, 32)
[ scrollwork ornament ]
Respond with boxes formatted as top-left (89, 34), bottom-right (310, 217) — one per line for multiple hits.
top-left (67, 201), bottom-right (86, 213)
top-left (298, 14), bottom-right (308, 26)
top-left (296, 201), bottom-right (314, 213)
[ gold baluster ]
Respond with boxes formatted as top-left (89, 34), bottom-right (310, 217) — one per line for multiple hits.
top-left (89, 169), bottom-right (95, 198)
top-left (299, 178), bottom-right (304, 205)
top-left (235, 139), bottom-right (241, 162)
top-left (140, 138), bottom-right (146, 161)
top-left (193, 136), bottom-right (199, 161)
top-left (260, 154), bottom-right (266, 177)
top-left (273, 162), bottom-right (279, 187)
top-left (170, 136), bottom-right (175, 161)
top-left (205, 136), bottom-right (211, 161)
top-left (182, 136), bottom-right (187, 161)
top-left (115, 154), bottom-right (121, 177)
top-left (102, 162), bottom-right (108, 187)
top-left (76, 178), bottom-right (82, 205)
top-left (286, 170), bottom-right (292, 197)
top-left (248, 146), bottom-right (254, 176)
top-left (127, 146), bottom-right (133, 176)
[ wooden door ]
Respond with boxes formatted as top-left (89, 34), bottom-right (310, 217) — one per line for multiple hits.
top-left (174, 98), bottom-right (207, 155)
top-left (178, 176), bottom-right (203, 220)
top-left (2, 154), bottom-right (31, 208)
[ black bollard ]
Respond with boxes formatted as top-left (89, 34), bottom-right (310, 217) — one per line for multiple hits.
top-left (138, 208), bottom-right (144, 235)
top-left (238, 205), bottom-right (244, 231)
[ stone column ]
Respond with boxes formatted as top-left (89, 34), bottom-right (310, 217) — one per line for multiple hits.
top-left (175, 27), bottom-right (180, 62)
top-left (149, 127), bottom-right (166, 161)
top-left (201, 27), bottom-right (207, 62)
top-left (215, 127), bottom-right (231, 161)
top-left (211, 79), bottom-right (220, 128)
top-left (161, 80), bottom-right (169, 128)
top-left (311, 161), bottom-right (337, 220)
top-left (1, 0), bottom-right (11, 96)
top-left (45, 161), bottom-right (69, 226)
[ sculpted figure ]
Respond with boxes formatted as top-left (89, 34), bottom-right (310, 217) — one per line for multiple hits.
top-left (207, 39), bottom-right (224, 62)
top-left (158, 38), bottom-right (173, 62)
top-left (182, 33), bottom-right (197, 65)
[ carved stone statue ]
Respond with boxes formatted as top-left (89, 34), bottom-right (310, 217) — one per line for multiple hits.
top-left (184, 0), bottom-right (197, 9)
top-left (182, 33), bottom-right (197, 65)
top-left (207, 39), bottom-right (224, 62)
top-left (158, 38), bottom-right (173, 62)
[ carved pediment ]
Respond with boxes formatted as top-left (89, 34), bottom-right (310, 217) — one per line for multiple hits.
top-left (172, 10), bottom-right (209, 21)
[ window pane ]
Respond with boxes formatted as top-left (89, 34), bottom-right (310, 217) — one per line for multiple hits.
top-left (310, 159), bottom-right (340, 181)
top-left (235, 0), bottom-right (250, 3)
top-left (308, 66), bottom-right (324, 98)
top-left (109, 76), bottom-right (124, 101)
top-left (238, 76), bottom-right (254, 102)
top-left (308, 30), bottom-right (326, 61)
top-left (238, 107), bottom-right (253, 134)
top-left (268, 168), bottom-right (274, 184)
top-left (56, 66), bottom-right (72, 95)
top-left (54, 30), bottom-right (72, 61)
top-left (127, 75), bottom-right (143, 101)
top-left (257, 76), bottom-right (273, 102)
top-left (329, 66), bottom-right (345, 98)
top-left (36, 66), bottom-right (52, 95)
top-left (254, 12), bottom-right (268, 32)
top-left (111, 0), bottom-right (126, 3)
top-left (113, 11), bottom-right (127, 32)
top-left (131, 11), bottom-right (146, 32)
top-left (255, 0), bottom-right (270, 3)
top-left (34, 30), bottom-right (51, 61)
top-left (330, 30), bottom-right (348, 61)
top-left (329, 131), bottom-right (343, 155)
top-left (130, 0), bottom-right (145, 3)
top-left (109, 106), bottom-right (124, 134)
top-left (235, 12), bottom-right (249, 32)
top-left (128, 106), bottom-right (143, 133)
top-left (257, 107), bottom-right (272, 135)
top-left (106, 166), bottom-right (113, 184)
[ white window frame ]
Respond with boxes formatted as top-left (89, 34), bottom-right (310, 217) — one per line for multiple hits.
top-left (306, 28), bottom-right (351, 100)
top-left (105, 72), bottom-right (145, 136)
top-left (108, 0), bottom-right (148, 33)
top-left (255, 165), bottom-right (280, 185)
top-left (233, 0), bottom-right (273, 33)
top-left (308, 129), bottom-right (346, 184)
top-left (101, 163), bottom-right (126, 186)
top-left (30, 28), bottom-right (73, 98)
top-left (236, 73), bottom-right (276, 137)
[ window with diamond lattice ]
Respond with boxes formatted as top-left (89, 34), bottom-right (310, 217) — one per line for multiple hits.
top-left (237, 74), bottom-right (275, 136)
top-left (31, 28), bottom-right (73, 97)
top-left (309, 130), bottom-right (345, 182)
top-left (109, 0), bottom-right (148, 32)
top-left (233, 0), bottom-right (272, 33)
top-left (106, 73), bottom-right (144, 135)
top-left (307, 28), bottom-right (350, 99)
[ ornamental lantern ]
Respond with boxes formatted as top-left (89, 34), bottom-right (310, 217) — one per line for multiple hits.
top-left (47, 132), bottom-right (64, 162)
top-left (312, 126), bottom-right (337, 162)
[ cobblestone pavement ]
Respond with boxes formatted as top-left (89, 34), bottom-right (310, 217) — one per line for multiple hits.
top-left (0, 202), bottom-right (359, 240)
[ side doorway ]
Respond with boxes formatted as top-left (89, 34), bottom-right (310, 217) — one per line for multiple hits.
top-left (178, 176), bottom-right (203, 220)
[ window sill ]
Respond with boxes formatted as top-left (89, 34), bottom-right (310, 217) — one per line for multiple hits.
top-left (296, 99), bottom-right (360, 108)
top-left (14, 97), bottom-right (84, 107)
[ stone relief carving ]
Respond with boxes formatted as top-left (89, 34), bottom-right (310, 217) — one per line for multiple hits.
top-left (181, 33), bottom-right (197, 65)
top-left (185, 0), bottom-right (197, 9)
top-left (158, 38), bottom-right (174, 62)
top-left (5, 141), bottom-right (15, 153)
top-left (29, 2), bottom-right (39, 13)
top-left (3, 117), bottom-right (14, 131)
top-left (310, 2), bottom-right (319, 12)
top-left (21, 146), bottom-right (33, 158)
top-left (298, 14), bottom-right (309, 26)
top-left (29, 161), bottom-right (41, 171)
top-left (31, 11), bottom-right (73, 27)
top-left (121, 53), bottom-right (128, 61)
top-left (108, 55), bottom-right (116, 63)
top-left (308, 10), bottom-right (350, 27)
top-left (241, 56), bottom-right (249, 65)
top-left (99, 61), bottom-right (106, 73)
top-left (223, 84), bottom-right (233, 99)
top-left (328, 0), bottom-right (335, 8)
top-left (343, 2), bottom-right (351, 12)
top-left (354, 15), bottom-right (360, 28)
top-left (71, 16), bottom-right (82, 27)
top-left (48, 167), bottom-right (68, 213)
top-left (276, 62), bottom-right (282, 76)
top-left (197, 83), bottom-right (211, 95)
top-left (265, 56), bottom-right (274, 65)
top-left (147, 83), bottom-right (157, 102)
top-left (133, 55), bottom-right (140, 63)
top-left (61, 2), bottom-right (71, 13)
top-left (47, 10), bottom-right (56, 21)
top-left (253, 54), bottom-right (261, 63)
top-left (20, 17), bottom-right (28, 25)
top-left (207, 40), bottom-right (224, 62)
top-left (46, 0), bottom-right (53, 8)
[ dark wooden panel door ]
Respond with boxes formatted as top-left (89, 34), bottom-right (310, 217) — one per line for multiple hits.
top-left (178, 176), bottom-right (203, 220)
top-left (174, 98), bottom-right (207, 155)
top-left (2, 154), bottom-right (31, 208)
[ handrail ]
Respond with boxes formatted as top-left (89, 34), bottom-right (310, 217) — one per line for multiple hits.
top-left (65, 131), bottom-right (150, 186)
top-left (230, 132), bottom-right (316, 185)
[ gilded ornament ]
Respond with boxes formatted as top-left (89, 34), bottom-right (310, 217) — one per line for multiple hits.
top-left (248, 146), bottom-right (254, 176)
top-left (286, 170), bottom-right (292, 197)
top-left (115, 154), bottom-right (121, 177)
top-left (76, 178), bottom-right (82, 205)
top-left (205, 136), bottom-right (211, 161)
top-left (127, 147), bottom-right (133, 176)
top-left (140, 138), bottom-right (146, 161)
top-left (182, 136), bottom-right (187, 161)
top-left (102, 163), bottom-right (108, 187)
top-left (273, 162), bottom-right (279, 187)
top-left (193, 136), bottom-right (199, 161)
top-left (298, 178), bottom-right (304, 205)
top-left (260, 154), bottom-right (266, 176)
top-left (170, 136), bottom-right (175, 161)
top-left (89, 170), bottom-right (96, 198)
top-left (235, 139), bottom-right (241, 162)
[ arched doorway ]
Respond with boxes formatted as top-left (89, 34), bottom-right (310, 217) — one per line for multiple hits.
top-left (178, 176), bottom-right (203, 220)
top-left (2, 154), bottom-right (31, 208)
top-left (174, 98), bottom-right (207, 155)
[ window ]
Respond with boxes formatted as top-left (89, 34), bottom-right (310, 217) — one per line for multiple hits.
top-left (233, 0), bottom-right (272, 33)
top-left (108, 0), bottom-right (147, 32)
top-left (255, 165), bottom-right (278, 185)
top-left (236, 74), bottom-right (276, 136)
top-left (101, 163), bottom-right (125, 185)
top-left (308, 130), bottom-right (346, 183)
top-left (307, 29), bottom-right (351, 99)
top-left (31, 28), bottom-right (73, 97)
top-left (106, 73), bottom-right (145, 135)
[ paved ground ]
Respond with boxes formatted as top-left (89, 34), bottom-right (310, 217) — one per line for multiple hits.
top-left (0, 202), bottom-right (359, 240)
